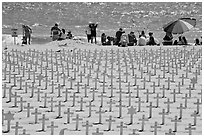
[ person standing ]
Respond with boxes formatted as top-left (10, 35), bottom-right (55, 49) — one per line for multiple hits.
top-left (51, 23), bottom-right (61, 41)
top-left (90, 22), bottom-right (98, 44)
top-left (22, 25), bottom-right (32, 45)
top-left (85, 23), bottom-right (92, 43)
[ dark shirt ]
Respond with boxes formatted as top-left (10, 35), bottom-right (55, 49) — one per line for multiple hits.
top-left (116, 31), bottom-right (125, 39)
top-left (163, 34), bottom-right (173, 41)
top-left (51, 26), bottom-right (61, 35)
top-left (91, 24), bottom-right (98, 37)
top-left (147, 36), bottom-right (157, 45)
top-left (128, 34), bottom-right (137, 43)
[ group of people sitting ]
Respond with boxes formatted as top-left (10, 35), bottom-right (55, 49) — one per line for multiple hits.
top-left (50, 23), bottom-right (73, 41)
top-left (101, 28), bottom-right (160, 46)
top-left (163, 32), bottom-right (189, 45)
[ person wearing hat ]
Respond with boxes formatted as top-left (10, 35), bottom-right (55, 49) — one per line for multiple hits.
top-left (51, 23), bottom-right (61, 41)
top-left (146, 32), bottom-right (157, 46)
top-left (127, 31), bottom-right (137, 46)
top-left (114, 28), bottom-right (125, 45)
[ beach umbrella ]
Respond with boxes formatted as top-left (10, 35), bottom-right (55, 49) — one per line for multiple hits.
top-left (163, 18), bottom-right (196, 34)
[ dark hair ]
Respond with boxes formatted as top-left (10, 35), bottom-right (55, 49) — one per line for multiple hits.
top-left (62, 29), bottom-right (65, 34)
top-left (195, 38), bottom-right (200, 45)
top-left (55, 23), bottom-right (58, 26)
top-left (141, 31), bottom-right (145, 35)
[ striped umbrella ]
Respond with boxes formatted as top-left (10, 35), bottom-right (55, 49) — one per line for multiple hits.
top-left (163, 18), bottom-right (196, 34)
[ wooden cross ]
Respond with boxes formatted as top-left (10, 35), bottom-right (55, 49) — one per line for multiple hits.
top-left (49, 80), bottom-right (57, 94)
top-left (37, 114), bottom-right (49, 132)
top-left (24, 103), bottom-right (34, 118)
top-left (154, 93), bottom-right (163, 108)
top-left (82, 120), bottom-right (93, 135)
top-left (11, 121), bottom-right (23, 135)
top-left (171, 116), bottom-right (181, 132)
top-left (147, 102), bottom-right (154, 119)
top-left (104, 115), bottom-right (115, 131)
top-left (151, 121), bottom-right (161, 135)
top-left (116, 100), bottom-right (126, 118)
top-left (72, 114), bottom-right (83, 131)
top-left (76, 97), bottom-right (86, 112)
top-left (191, 110), bottom-right (200, 126)
top-left (70, 92), bottom-right (79, 107)
top-left (55, 101), bottom-right (65, 119)
top-left (55, 84), bottom-right (63, 98)
top-left (185, 123), bottom-right (196, 135)
top-left (64, 108), bottom-right (74, 124)
top-left (62, 88), bottom-right (71, 102)
top-left (144, 89), bottom-right (153, 103)
top-left (117, 122), bottom-right (127, 135)
top-left (31, 108), bottom-right (42, 124)
top-left (179, 74), bottom-right (186, 86)
top-left (165, 77), bottom-right (171, 90)
top-left (47, 121), bottom-right (58, 135)
top-left (194, 99), bottom-right (201, 114)
top-left (107, 99), bottom-right (115, 112)
top-left (182, 93), bottom-right (190, 108)
top-left (164, 98), bottom-right (174, 113)
top-left (36, 88), bottom-right (43, 102)
top-left (17, 97), bottom-right (26, 112)
top-left (177, 103), bottom-right (185, 119)
top-left (36, 74), bottom-right (44, 86)
top-left (90, 89), bottom-right (97, 102)
top-left (158, 109), bottom-right (168, 125)
top-left (11, 92), bottom-right (20, 108)
top-left (40, 93), bottom-right (50, 108)
top-left (134, 85), bottom-right (140, 98)
top-left (93, 107), bottom-right (106, 125)
top-left (170, 89), bottom-right (179, 103)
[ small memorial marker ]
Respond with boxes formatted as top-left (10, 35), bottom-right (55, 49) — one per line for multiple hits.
top-left (47, 121), bottom-right (58, 135)
top-left (165, 129), bottom-right (175, 135)
top-left (159, 109), bottom-right (168, 125)
top-left (31, 108), bottom-right (42, 124)
top-left (93, 107), bottom-right (106, 125)
top-left (40, 93), bottom-right (50, 108)
top-left (11, 121), bottom-right (23, 135)
top-left (116, 100), bottom-right (126, 118)
top-left (24, 103), bottom-right (34, 118)
top-left (72, 114), bottom-right (83, 131)
top-left (37, 114), bottom-right (49, 132)
top-left (151, 121), bottom-right (161, 135)
top-left (11, 92), bottom-right (20, 108)
top-left (194, 99), bottom-right (201, 114)
top-left (191, 110), bottom-right (200, 126)
top-left (17, 97), bottom-right (26, 112)
top-left (117, 122), bottom-right (127, 135)
top-left (177, 103), bottom-right (185, 119)
top-left (64, 108), bottom-right (73, 124)
top-left (55, 101), bottom-right (65, 119)
top-left (104, 115), bottom-right (115, 131)
top-left (185, 123), bottom-right (196, 135)
top-left (171, 116), bottom-right (181, 132)
top-left (82, 120), bottom-right (92, 135)
top-left (76, 97), bottom-right (86, 112)
top-left (164, 98), bottom-right (174, 113)
top-left (147, 102), bottom-right (154, 119)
